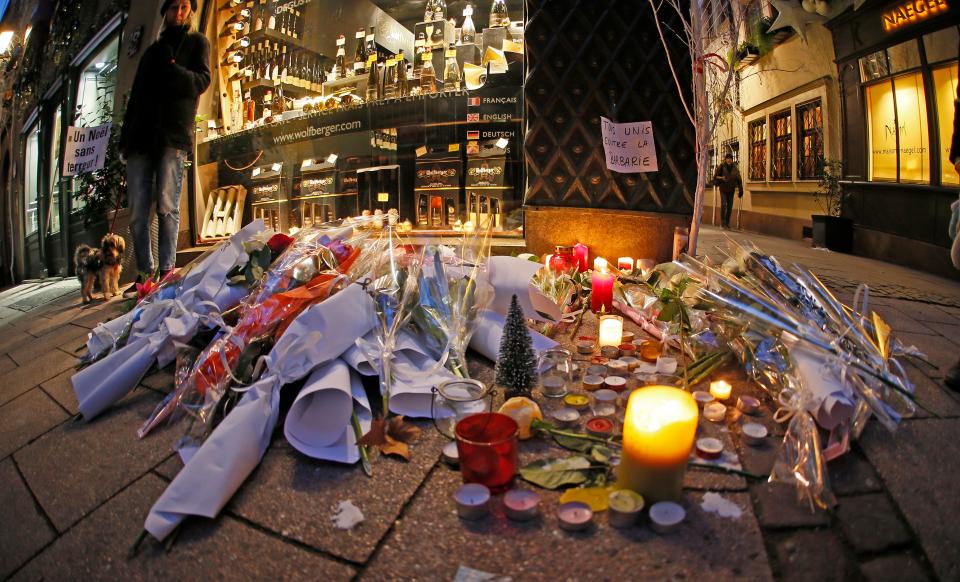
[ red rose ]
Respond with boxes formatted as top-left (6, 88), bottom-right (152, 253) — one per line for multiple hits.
top-left (267, 233), bottom-right (294, 255)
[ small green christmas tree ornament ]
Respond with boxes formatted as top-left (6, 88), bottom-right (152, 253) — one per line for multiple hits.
top-left (495, 294), bottom-right (538, 397)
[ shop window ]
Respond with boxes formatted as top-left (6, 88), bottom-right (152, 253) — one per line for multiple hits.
top-left (933, 63), bottom-right (959, 186)
top-left (47, 105), bottom-right (62, 234)
top-left (73, 33), bottom-right (119, 213)
top-left (866, 72), bottom-right (929, 183)
top-left (923, 27), bottom-right (959, 65)
top-left (24, 123), bottom-right (40, 236)
top-left (770, 109), bottom-right (792, 181)
top-left (860, 49), bottom-right (890, 82)
top-left (748, 118), bottom-right (766, 181)
top-left (887, 40), bottom-right (921, 74)
top-left (796, 98), bottom-right (823, 180)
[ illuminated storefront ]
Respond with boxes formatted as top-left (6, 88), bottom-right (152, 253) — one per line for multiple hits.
top-left (828, 1), bottom-right (959, 275)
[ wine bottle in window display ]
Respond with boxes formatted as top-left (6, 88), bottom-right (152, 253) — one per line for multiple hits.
top-left (366, 27), bottom-right (376, 59)
top-left (420, 49), bottom-right (436, 94)
top-left (383, 57), bottom-right (398, 99)
top-left (424, 0), bottom-right (436, 22)
top-left (414, 32), bottom-right (426, 77)
top-left (443, 44), bottom-right (460, 90)
top-left (280, 45), bottom-right (288, 83)
top-left (271, 42), bottom-right (281, 80)
top-left (354, 28), bottom-right (367, 74)
top-left (254, 0), bottom-right (265, 31)
top-left (266, 0), bottom-right (277, 30)
top-left (430, 20), bottom-right (445, 47)
top-left (366, 53), bottom-right (380, 102)
top-left (396, 49), bottom-right (408, 96)
top-left (490, 0), bottom-right (510, 27)
top-left (293, 11), bottom-right (301, 39)
top-left (334, 35), bottom-right (346, 80)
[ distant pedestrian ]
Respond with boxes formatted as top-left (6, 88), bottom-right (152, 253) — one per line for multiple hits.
top-left (713, 152), bottom-right (743, 229)
top-left (119, 0), bottom-right (210, 295)
top-left (946, 58), bottom-right (960, 391)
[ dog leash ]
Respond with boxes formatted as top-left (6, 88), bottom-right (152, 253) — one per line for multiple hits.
top-left (108, 183), bottom-right (125, 235)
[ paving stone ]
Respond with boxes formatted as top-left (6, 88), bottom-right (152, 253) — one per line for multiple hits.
top-left (835, 493), bottom-right (911, 553)
top-left (828, 451), bottom-right (881, 496)
top-left (0, 350), bottom-right (77, 408)
top-left (772, 529), bottom-right (858, 582)
top-left (928, 322), bottom-right (960, 345)
top-left (753, 482), bottom-right (831, 528)
top-left (860, 419), bottom-right (960, 581)
top-left (230, 427), bottom-right (445, 564)
top-left (0, 353), bottom-right (17, 374)
top-left (13, 473), bottom-right (356, 581)
top-left (0, 328), bottom-right (34, 356)
top-left (685, 418), bottom-right (748, 490)
top-left (69, 306), bottom-right (125, 330)
top-left (38, 369), bottom-right (80, 415)
top-left (896, 332), bottom-right (960, 378)
top-left (871, 305), bottom-right (938, 335)
top-left (902, 365), bottom-right (960, 418)
top-left (153, 453), bottom-right (183, 481)
top-left (860, 553), bottom-right (932, 582)
top-left (13, 389), bottom-right (176, 531)
top-left (8, 325), bottom-right (89, 367)
top-left (884, 300), bottom-right (960, 325)
top-left (141, 367), bottom-right (175, 392)
top-left (364, 468), bottom-right (773, 581)
top-left (26, 307), bottom-right (87, 338)
top-left (0, 389), bottom-right (69, 460)
top-left (0, 458), bottom-right (56, 579)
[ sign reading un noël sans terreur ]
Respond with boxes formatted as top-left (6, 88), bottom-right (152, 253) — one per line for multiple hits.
top-left (63, 123), bottom-right (112, 176)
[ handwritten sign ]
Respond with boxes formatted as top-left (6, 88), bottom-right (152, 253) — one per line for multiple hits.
top-left (601, 117), bottom-right (658, 174)
top-left (62, 123), bottom-right (112, 176)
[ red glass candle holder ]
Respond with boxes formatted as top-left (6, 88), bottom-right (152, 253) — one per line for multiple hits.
top-left (549, 245), bottom-right (579, 275)
top-left (455, 413), bottom-right (519, 493)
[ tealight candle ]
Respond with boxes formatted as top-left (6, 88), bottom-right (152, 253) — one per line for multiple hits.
top-left (564, 393), bottom-right (590, 411)
top-left (620, 356), bottom-right (640, 371)
top-left (557, 501), bottom-right (594, 532)
top-left (703, 402), bottom-right (727, 422)
top-left (454, 483), bottom-right (490, 520)
top-left (582, 375), bottom-right (605, 391)
top-left (590, 355), bottom-right (609, 365)
top-left (710, 380), bottom-right (733, 401)
top-left (600, 345), bottom-right (621, 359)
top-left (503, 489), bottom-right (541, 522)
top-left (649, 501), bottom-right (685, 534)
top-left (603, 376), bottom-right (628, 393)
top-left (617, 257), bottom-right (634, 272)
top-left (586, 416), bottom-right (615, 437)
top-left (639, 341), bottom-right (662, 363)
top-left (597, 314), bottom-right (624, 348)
top-left (541, 376), bottom-right (567, 398)
top-left (692, 391), bottom-right (715, 406)
top-left (585, 364), bottom-right (608, 377)
top-left (617, 386), bottom-right (699, 502)
top-left (591, 389), bottom-right (619, 417)
top-left (656, 356), bottom-right (677, 375)
top-left (608, 489), bottom-right (644, 528)
top-left (550, 407), bottom-right (581, 428)
top-left (737, 395), bottom-right (761, 415)
top-left (618, 343), bottom-right (637, 357)
top-left (695, 437), bottom-right (724, 460)
top-left (621, 331), bottom-right (635, 343)
top-left (573, 243), bottom-right (589, 272)
top-left (606, 360), bottom-right (629, 377)
top-left (591, 258), bottom-right (615, 313)
top-left (442, 441), bottom-right (460, 466)
top-left (575, 340), bottom-right (595, 355)
top-left (742, 422), bottom-right (768, 446)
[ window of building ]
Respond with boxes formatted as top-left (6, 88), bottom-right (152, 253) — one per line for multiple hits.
top-left (47, 105), bottom-right (62, 234)
top-left (748, 118), bottom-right (766, 181)
top-left (72, 33), bottom-right (119, 213)
top-left (923, 27), bottom-right (958, 65)
top-left (860, 49), bottom-right (890, 82)
top-left (722, 138), bottom-right (739, 163)
top-left (866, 71), bottom-right (930, 183)
top-left (24, 122), bottom-right (40, 236)
top-left (797, 99), bottom-right (823, 180)
top-left (887, 40), bottom-right (921, 74)
top-left (933, 63), bottom-right (959, 186)
top-left (770, 109), bottom-right (792, 180)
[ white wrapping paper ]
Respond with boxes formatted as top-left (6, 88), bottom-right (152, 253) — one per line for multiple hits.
top-left (789, 344), bottom-right (857, 430)
top-left (486, 256), bottom-right (562, 322)
top-left (144, 283), bottom-right (375, 541)
top-left (72, 221), bottom-right (265, 420)
top-left (469, 310), bottom-right (559, 362)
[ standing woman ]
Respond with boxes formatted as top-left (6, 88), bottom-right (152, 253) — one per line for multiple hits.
top-left (119, 0), bottom-right (210, 293)
top-left (946, 54), bottom-right (960, 391)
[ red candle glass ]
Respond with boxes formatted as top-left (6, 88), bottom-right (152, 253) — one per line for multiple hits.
top-left (574, 243), bottom-right (589, 272)
top-left (591, 270), bottom-right (615, 312)
top-left (549, 245), bottom-right (579, 275)
top-left (455, 413), bottom-right (519, 493)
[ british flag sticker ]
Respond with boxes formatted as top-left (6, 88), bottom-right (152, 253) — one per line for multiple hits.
top-left (466, 113), bottom-right (480, 122)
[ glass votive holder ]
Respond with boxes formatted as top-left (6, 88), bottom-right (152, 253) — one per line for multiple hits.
top-left (538, 348), bottom-right (573, 398)
top-left (455, 413), bottom-right (519, 494)
top-left (590, 388), bottom-right (620, 417)
top-left (432, 379), bottom-right (494, 439)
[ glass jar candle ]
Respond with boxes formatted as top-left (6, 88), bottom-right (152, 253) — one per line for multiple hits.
top-left (549, 245), bottom-right (579, 275)
top-left (538, 348), bottom-right (573, 398)
top-left (432, 379), bottom-right (494, 438)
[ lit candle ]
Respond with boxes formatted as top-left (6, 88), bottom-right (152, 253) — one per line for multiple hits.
top-left (617, 257), bottom-right (634, 272)
top-left (598, 314), bottom-right (623, 348)
top-left (590, 258), bottom-right (615, 312)
top-left (703, 402), bottom-right (727, 422)
top-left (617, 386), bottom-right (698, 502)
top-left (573, 243), bottom-right (589, 272)
top-left (710, 380), bottom-right (732, 401)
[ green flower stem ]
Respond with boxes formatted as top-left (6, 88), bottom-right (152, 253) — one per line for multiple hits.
top-left (351, 410), bottom-right (372, 477)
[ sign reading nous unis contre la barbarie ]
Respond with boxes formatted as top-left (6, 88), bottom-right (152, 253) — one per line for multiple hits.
top-left (62, 123), bottom-right (112, 176)
top-left (601, 117), bottom-right (658, 174)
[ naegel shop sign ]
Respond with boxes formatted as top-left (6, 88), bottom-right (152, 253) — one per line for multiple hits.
top-left (882, 0), bottom-right (949, 31)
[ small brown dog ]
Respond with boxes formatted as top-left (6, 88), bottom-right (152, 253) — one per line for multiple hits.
top-left (75, 233), bottom-right (126, 303)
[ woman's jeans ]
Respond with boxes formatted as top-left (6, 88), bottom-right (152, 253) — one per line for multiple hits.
top-left (126, 148), bottom-right (186, 273)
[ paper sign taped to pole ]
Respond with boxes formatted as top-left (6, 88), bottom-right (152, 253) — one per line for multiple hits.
top-left (63, 123), bottom-right (112, 176)
top-left (601, 117), bottom-right (658, 173)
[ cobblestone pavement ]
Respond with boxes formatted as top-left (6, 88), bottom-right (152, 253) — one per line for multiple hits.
top-left (1, 227), bottom-right (959, 581)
